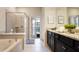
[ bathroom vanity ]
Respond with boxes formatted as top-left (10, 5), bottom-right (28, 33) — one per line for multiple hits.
top-left (47, 29), bottom-right (79, 52)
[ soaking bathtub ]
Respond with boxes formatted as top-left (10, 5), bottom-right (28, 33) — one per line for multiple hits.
top-left (0, 39), bottom-right (23, 52)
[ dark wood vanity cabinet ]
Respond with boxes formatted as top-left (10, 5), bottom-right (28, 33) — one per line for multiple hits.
top-left (47, 30), bottom-right (79, 52)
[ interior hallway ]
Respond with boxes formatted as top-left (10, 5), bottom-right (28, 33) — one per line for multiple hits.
top-left (22, 39), bottom-right (51, 52)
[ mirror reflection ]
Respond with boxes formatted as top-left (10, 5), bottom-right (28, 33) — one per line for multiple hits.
top-left (69, 15), bottom-right (79, 27)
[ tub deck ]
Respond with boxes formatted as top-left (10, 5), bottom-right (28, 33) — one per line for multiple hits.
top-left (0, 33), bottom-right (25, 52)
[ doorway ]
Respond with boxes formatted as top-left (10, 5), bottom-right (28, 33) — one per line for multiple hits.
top-left (32, 17), bottom-right (40, 39)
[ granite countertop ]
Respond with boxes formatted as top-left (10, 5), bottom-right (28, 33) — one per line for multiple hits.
top-left (48, 29), bottom-right (79, 41)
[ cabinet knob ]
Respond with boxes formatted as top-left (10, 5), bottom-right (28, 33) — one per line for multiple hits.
top-left (77, 46), bottom-right (79, 48)
top-left (62, 46), bottom-right (66, 50)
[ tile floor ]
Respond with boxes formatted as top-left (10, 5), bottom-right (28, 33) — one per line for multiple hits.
top-left (22, 38), bottom-right (51, 52)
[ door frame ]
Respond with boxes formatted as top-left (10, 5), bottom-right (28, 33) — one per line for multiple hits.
top-left (31, 16), bottom-right (41, 39)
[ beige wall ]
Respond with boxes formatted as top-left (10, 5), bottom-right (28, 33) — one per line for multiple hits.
top-left (6, 7), bottom-right (16, 12)
top-left (0, 8), bottom-right (6, 33)
top-left (68, 7), bottom-right (79, 16)
top-left (0, 7), bottom-right (17, 33)
top-left (16, 7), bottom-right (42, 16)
top-left (40, 8), bottom-right (46, 42)
top-left (6, 13), bottom-right (16, 32)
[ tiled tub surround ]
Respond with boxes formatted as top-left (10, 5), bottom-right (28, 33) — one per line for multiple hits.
top-left (47, 29), bottom-right (79, 52)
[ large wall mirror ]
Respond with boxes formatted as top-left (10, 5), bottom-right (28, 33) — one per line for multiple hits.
top-left (69, 15), bottom-right (79, 27)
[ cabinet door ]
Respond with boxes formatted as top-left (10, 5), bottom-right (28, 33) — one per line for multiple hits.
top-left (47, 31), bottom-right (55, 51)
top-left (47, 31), bottom-right (52, 48)
top-left (65, 46), bottom-right (75, 52)
top-left (74, 40), bottom-right (79, 52)
top-left (55, 39), bottom-right (75, 52)
top-left (55, 39), bottom-right (66, 52)
top-left (59, 35), bottom-right (73, 47)
top-left (51, 32), bottom-right (54, 51)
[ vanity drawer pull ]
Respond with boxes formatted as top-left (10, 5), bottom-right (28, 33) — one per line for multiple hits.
top-left (77, 46), bottom-right (79, 48)
top-left (62, 46), bottom-right (66, 50)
